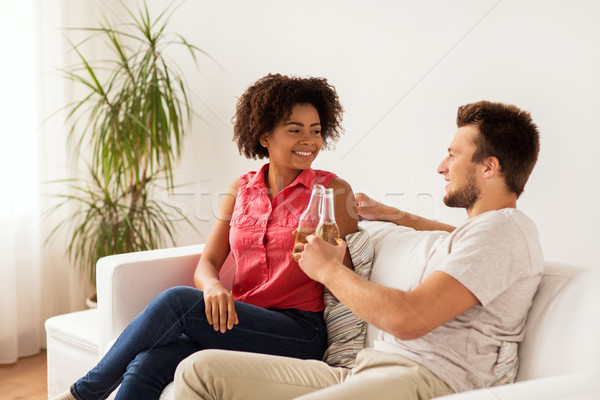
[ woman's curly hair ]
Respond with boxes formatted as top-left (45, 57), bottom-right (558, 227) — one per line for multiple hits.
top-left (233, 74), bottom-right (344, 159)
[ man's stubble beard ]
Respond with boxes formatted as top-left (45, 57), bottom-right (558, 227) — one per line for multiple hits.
top-left (443, 171), bottom-right (481, 211)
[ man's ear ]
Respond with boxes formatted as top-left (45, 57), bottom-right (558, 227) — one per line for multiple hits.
top-left (482, 156), bottom-right (501, 178)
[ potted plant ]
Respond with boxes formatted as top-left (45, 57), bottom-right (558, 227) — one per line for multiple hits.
top-left (47, 2), bottom-right (212, 305)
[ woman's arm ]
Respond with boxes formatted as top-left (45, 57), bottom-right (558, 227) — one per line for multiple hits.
top-left (193, 179), bottom-right (239, 333)
top-left (329, 178), bottom-right (359, 269)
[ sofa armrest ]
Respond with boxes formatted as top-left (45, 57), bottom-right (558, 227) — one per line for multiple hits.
top-left (435, 370), bottom-right (600, 400)
top-left (96, 244), bottom-right (204, 356)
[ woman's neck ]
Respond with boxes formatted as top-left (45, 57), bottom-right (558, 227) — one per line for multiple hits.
top-left (265, 164), bottom-right (303, 200)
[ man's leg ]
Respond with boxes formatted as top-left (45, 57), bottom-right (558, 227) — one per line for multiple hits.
top-left (295, 349), bottom-right (453, 400)
top-left (174, 349), bottom-right (350, 400)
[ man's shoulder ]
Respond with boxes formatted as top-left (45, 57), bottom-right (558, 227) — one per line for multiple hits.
top-left (453, 208), bottom-right (543, 274)
top-left (459, 208), bottom-right (538, 236)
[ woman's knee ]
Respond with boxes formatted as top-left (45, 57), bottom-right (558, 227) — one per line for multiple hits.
top-left (157, 286), bottom-right (200, 300)
top-left (152, 286), bottom-right (204, 310)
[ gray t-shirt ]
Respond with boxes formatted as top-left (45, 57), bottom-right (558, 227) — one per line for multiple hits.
top-left (373, 208), bottom-right (544, 393)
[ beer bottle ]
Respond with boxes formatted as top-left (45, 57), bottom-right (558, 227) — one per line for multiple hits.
top-left (315, 188), bottom-right (340, 245)
top-left (292, 184), bottom-right (324, 261)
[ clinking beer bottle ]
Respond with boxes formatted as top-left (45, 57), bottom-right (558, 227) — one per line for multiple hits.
top-left (292, 184), bottom-right (324, 261)
top-left (315, 188), bottom-right (340, 245)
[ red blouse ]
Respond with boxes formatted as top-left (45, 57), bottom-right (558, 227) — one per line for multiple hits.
top-left (229, 163), bottom-right (337, 312)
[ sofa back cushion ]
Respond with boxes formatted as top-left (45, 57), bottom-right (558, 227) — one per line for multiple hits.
top-left (358, 221), bottom-right (449, 347)
top-left (516, 262), bottom-right (600, 381)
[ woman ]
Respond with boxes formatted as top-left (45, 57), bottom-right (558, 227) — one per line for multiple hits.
top-left (55, 74), bottom-right (357, 400)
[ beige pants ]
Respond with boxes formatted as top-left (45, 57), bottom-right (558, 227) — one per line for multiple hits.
top-left (174, 348), bottom-right (453, 400)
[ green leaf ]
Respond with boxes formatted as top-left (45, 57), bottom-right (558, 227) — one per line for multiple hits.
top-left (46, 0), bottom-right (219, 287)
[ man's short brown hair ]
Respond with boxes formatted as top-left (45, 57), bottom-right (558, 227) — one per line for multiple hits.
top-left (457, 101), bottom-right (540, 197)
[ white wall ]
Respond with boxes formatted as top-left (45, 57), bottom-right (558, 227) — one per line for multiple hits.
top-left (106, 0), bottom-right (599, 268)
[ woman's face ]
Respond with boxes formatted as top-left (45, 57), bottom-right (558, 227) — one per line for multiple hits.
top-left (260, 103), bottom-right (323, 172)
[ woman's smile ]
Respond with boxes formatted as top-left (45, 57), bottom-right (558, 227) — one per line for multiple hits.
top-left (293, 150), bottom-right (315, 158)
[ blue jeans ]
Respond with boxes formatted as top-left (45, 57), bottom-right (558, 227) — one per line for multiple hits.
top-left (71, 286), bottom-right (327, 400)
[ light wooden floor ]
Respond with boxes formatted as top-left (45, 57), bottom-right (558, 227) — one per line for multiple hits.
top-left (0, 351), bottom-right (48, 400)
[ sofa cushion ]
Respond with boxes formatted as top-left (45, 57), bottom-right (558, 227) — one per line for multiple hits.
top-left (490, 341), bottom-right (519, 385)
top-left (322, 229), bottom-right (374, 367)
top-left (358, 220), bottom-right (450, 346)
top-left (45, 309), bottom-right (100, 397)
top-left (436, 369), bottom-right (600, 400)
top-left (516, 262), bottom-right (600, 381)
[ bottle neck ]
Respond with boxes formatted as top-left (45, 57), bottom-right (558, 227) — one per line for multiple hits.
top-left (307, 192), bottom-right (322, 215)
top-left (301, 187), bottom-right (323, 223)
top-left (320, 190), bottom-right (336, 223)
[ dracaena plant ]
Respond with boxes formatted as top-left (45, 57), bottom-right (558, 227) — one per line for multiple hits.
top-left (47, 1), bottom-right (212, 289)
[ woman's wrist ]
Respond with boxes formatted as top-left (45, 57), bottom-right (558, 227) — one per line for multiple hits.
top-left (198, 277), bottom-right (224, 292)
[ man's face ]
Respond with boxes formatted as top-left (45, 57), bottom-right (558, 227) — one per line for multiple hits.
top-left (437, 125), bottom-right (481, 211)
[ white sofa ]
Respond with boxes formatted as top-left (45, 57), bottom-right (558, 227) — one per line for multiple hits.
top-left (47, 221), bottom-right (600, 399)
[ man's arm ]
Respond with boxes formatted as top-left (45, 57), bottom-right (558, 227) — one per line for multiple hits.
top-left (355, 192), bottom-right (455, 233)
top-left (299, 236), bottom-right (477, 340)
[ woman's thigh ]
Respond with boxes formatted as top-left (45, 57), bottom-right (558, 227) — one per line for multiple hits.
top-left (183, 302), bottom-right (327, 360)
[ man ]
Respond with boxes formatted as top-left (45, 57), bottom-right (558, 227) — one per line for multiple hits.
top-left (173, 100), bottom-right (543, 400)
